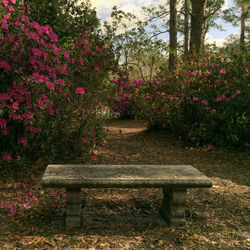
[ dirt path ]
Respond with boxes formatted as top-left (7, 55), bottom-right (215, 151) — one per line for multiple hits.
top-left (0, 120), bottom-right (249, 249)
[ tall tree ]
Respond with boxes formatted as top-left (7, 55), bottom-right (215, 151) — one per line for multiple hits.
top-left (240, 0), bottom-right (249, 48)
top-left (143, 0), bottom-right (223, 55)
top-left (222, 0), bottom-right (250, 50)
top-left (189, 0), bottom-right (207, 53)
top-left (184, 0), bottom-right (189, 55)
top-left (28, 0), bottom-right (100, 44)
top-left (169, 0), bottom-right (177, 70)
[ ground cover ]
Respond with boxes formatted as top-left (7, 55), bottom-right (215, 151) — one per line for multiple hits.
top-left (0, 120), bottom-right (249, 249)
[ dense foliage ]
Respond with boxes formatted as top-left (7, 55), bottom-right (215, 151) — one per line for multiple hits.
top-left (1, 0), bottom-right (249, 170)
top-left (135, 49), bottom-right (249, 147)
top-left (0, 0), bottom-right (115, 166)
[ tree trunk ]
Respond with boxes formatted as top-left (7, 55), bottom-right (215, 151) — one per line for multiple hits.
top-left (169, 0), bottom-right (177, 71)
top-left (240, 2), bottom-right (247, 49)
top-left (189, 0), bottom-right (207, 53)
top-left (184, 0), bottom-right (189, 56)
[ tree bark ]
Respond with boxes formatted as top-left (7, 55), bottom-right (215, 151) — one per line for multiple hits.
top-left (169, 0), bottom-right (177, 71)
top-left (184, 0), bottom-right (189, 56)
top-left (189, 0), bottom-right (207, 53)
top-left (240, 2), bottom-right (247, 49)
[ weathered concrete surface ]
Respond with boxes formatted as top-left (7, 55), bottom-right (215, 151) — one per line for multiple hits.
top-left (66, 188), bottom-right (82, 227)
top-left (41, 165), bottom-right (212, 188)
top-left (161, 188), bottom-right (187, 226)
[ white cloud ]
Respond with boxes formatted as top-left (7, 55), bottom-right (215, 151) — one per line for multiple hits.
top-left (89, 0), bottom-right (155, 19)
top-left (205, 34), bottom-right (227, 47)
top-left (90, 0), bottom-right (155, 34)
top-left (221, 0), bottom-right (231, 10)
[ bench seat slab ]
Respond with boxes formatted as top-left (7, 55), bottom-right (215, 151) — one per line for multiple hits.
top-left (66, 188), bottom-right (82, 227)
top-left (41, 165), bottom-right (212, 188)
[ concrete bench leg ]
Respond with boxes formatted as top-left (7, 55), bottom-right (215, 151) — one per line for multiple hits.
top-left (161, 188), bottom-right (187, 226)
top-left (66, 188), bottom-right (82, 227)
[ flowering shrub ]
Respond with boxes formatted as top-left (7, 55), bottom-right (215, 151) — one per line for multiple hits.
top-left (0, 1), bottom-right (114, 165)
top-left (0, 179), bottom-right (66, 217)
top-left (108, 69), bottom-right (143, 118)
top-left (135, 49), bottom-right (249, 147)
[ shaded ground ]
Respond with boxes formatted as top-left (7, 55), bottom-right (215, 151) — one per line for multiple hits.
top-left (0, 120), bottom-right (249, 249)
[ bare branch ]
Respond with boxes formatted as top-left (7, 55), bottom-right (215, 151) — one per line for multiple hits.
top-left (205, 6), bottom-right (221, 19)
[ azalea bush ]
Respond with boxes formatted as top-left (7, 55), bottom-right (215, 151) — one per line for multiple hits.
top-left (135, 49), bottom-right (249, 147)
top-left (0, 0), bottom-right (114, 166)
top-left (107, 69), bottom-right (144, 118)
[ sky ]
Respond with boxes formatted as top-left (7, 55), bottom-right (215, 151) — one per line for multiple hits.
top-left (88, 0), bottom-right (240, 47)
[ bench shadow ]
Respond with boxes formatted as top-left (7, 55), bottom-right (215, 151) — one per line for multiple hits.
top-left (4, 185), bottom-right (246, 248)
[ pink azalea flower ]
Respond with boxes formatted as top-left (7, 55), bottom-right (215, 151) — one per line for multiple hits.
top-left (17, 137), bottom-right (27, 147)
top-left (207, 145), bottom-right (213, 149)
top-left (30, 197), bottom-right (39, 202)
top-left (216, 97), bottom-right (222, 102)
top-left (99, 141), bottom-right (105, 146)
top-left (46, 82), bottom-right (55, 91)
top-left (91, 155), bottom-right (97, 161)
top-left (8, 208), bottom-right (17, 216)
top-left (202, 100), bottom-right (208, 105)
top-left (0, 119), bottom-right (7, 130)
top-left (94, 66), bottom-right (99, 72)
top-left (103, 45), bottom-right (108, 49)
top-left (39, 99), bottom-right (44, 109)
top-left (63, 51), bottom-right (70, 60)
top-left (75, 87), bottom-right (85, 95)
top-left (81, 138), bottom-right (87, 143)
top-left (219, 69), bottom-right (226, 74)
top-left (0, 60), bottom-right (11, 73)
top-left (211, 109), bottom-right (216, 113)
top-left (193, 97), bottom-right (198, 101)
top-left (235, 90), bottom-right (240, 94)
top-left (79, 58), bottom-right (84, 65)
top-left (231, 94), bottom-right (236, 99)
top-left (13, 102), bottom-right (19, 110)
top-left (23, 204), bottom-right (31, 209)
top-left (16, 155), bottom-right (21, 161)
top-left (50, 191), bottom-right (57, 197)
top-left (99, 102), bottom-right (103, 109)
top-left (2, 154), bottom-right (11, 161)
top-left (61, 193), bottom-right (67, 199)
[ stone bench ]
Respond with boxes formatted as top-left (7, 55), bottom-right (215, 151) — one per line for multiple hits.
top-left (41, 165), bottom-right (212, 227)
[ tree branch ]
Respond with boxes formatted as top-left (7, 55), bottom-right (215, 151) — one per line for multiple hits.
top-left (149, 30), bottom-right (169, 39)
top-left (205, 6), bottom-right (221, 19)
